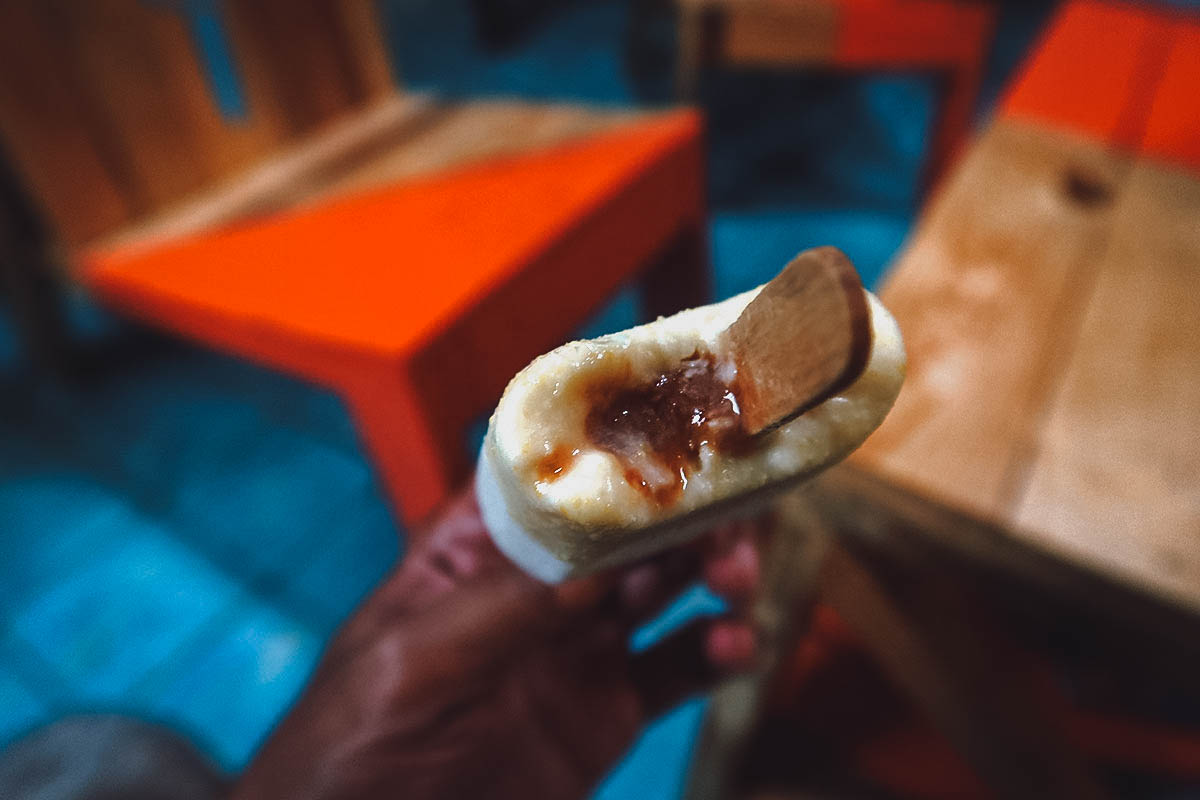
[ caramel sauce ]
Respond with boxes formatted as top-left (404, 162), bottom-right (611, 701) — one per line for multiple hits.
top-left (537, 446), bottom-right (579, 483)
top-left (584, 351), bottom-right (757, 506)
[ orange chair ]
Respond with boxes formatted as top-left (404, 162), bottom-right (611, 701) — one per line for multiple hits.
top-left (0, 1), bottom-right (711, 529)
top-left (674, 0), bottom-right (997, 188)
top-left (83, 111), bottom-right (708, 528)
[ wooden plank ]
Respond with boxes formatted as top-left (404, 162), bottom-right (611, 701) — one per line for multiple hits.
top-left (1014, 162), bottom-right (1200, 615)
top-left (719, 0), bottom-right (836, 67)
top-left (674, 0), bottom-right (835, 101)
top-left (225, 0), bottom-right (363, 135)
top-left (86, 93), bottom-right (435, 255)
top-left (49, 0), bottom-right (256, 214)
top-left (321, 101), bottom-right (640, 198)
top-left (814, 463), bottom-right (1200, 654)
top-left (851, 118), bottom-right (1131, 524)
top-left (87, 99), bottom-right (638, 258)
top-left (0, 4), bottom-right (131, 243)
top-left (329, 0), bottom-right (396, 98)
top-left (0, 0), bottom-right (395, 245)
top-left (218, 0), bottom-right (302, 146)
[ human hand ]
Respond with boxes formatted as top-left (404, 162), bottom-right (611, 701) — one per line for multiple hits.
top-left (234, 487), bottom-right (768, 800)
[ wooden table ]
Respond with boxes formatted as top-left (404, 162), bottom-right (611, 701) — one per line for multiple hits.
top-left (844, 0), bottom-right (1200, 621)
top-left (0, 0), bottom-right (712, 527)
top-left (688, 3), bottom-right (1200, 797)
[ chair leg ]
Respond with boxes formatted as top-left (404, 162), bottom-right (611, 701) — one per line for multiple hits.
top-left (344, 370), bottom-right (468, 532)
top-left (0, 244), bottom-right (72, 377)
top-left (922, 4), bottom-right (995, 193)
top-left (0, 143), bottom-right (73, 377)
top-left (676, 4), bottom-right (705, 102)
top-left (820, 542), bottom-right (1108, 800)
top-left (639, 220), bottom-right (710, 322)
top-left (923, 60), bottom-right (983, 193)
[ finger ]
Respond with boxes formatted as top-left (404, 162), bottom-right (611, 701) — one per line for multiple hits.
top-left (394, 483), bottom-right (544, 610)
top-left (422, 485), bottom-right (487, 546)
top-left (631, 616), bottom-right (759, 719)
top-left (615, 548), bottom-right (701, 625)
top-left (616, 517), bottom-right (765, 626)
top-left (706, 619), bottom-right (758, 670)
top-left (704, 520), bottom-right (742, 556)
top-left (702, 525), bottom-right (760, 604)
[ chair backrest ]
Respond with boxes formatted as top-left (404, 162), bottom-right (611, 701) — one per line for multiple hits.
top-left (0, 0), bottom-right (394, 246)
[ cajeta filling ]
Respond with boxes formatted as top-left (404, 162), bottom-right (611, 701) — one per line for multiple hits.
top-left (562, 351), bottom-right (761, 506)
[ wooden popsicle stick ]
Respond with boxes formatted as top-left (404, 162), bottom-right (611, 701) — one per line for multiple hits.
top-left (726, 246), bottom-right (872, 435)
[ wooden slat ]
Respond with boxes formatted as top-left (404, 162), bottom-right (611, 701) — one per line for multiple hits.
top-left (329, 0), bottom-right (396, 98)
top-left (851, 118), bottom-right (1131, 523)
top-left (225, 0), bottom-right (365, 135)
top-left (218, 0), bottom-right (305, 146)
top-left (322, 101), bottom-right (641, 198)
top-left (674, 0), bottom-right (835, 102)
top-left (88, 98), bottom-right (639, 257)
top-left (128, 1), bottom-right (286, 188)
top-left (719, 0), bottom-right (837, 66)
top-left (49, 0), bottom-right (265, 214)
top-left (0, 4), bottom-right (131, 243)
top-left (814, 463), bottom-right (1200, 654)
top-left (87, 94), bottom-right (435, 256)
top-left (1014, 162), bottom-right (1200, 615)
top-left (0, 0), bottom-right (396, 246)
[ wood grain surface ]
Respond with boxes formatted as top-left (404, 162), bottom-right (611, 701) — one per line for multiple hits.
top-left (726, 246), bottom-right (871, 434)
top-left (0, 0), bottom-right (395, 246)
top-left (1015, 161), bottom-right (1200, 613)
top-left (851, 119), bottom-right (1132, 523)
top-left (89, 98), bottom-right (640, 257)
top-left (847, 114), bottom-right (1200, 615)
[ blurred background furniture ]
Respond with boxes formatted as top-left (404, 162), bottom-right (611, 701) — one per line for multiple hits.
top-left (687, 1), bottom-right (1200, 797)
top-left (0, 0), bottom-right (709, 527)
top-left (848, 0), bottom-right (1200, 628)
top-left (4, 0), bottom-right (1200, 797)
top-left (2, 0), bottom-right (942, 791)
top-left (671, 0), bottom-right (996, 187)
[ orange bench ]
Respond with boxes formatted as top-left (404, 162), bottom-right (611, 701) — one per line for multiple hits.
top-left (84, 111), bottom-right (708, 527)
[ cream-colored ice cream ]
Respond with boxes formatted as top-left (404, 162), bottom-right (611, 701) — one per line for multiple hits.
top-left (477, 286), bottom-right (905, 582)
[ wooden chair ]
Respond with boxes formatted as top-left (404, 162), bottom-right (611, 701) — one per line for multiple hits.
top-left (0, 0), bottom-right (710, 528)
top-left (673, 0), bottom-right (996, 188)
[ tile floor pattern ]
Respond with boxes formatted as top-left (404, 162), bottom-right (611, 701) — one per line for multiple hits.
top-left (0, 0), bottom-right (1052, 796)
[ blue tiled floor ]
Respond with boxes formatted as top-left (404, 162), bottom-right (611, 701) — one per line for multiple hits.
top-left (0, 0), bottom-right (1052, 795)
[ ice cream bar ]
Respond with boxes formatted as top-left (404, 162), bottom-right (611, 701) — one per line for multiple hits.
top-left (476, 247), bottom-right (906, 582)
